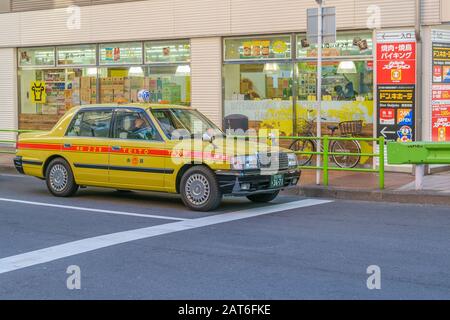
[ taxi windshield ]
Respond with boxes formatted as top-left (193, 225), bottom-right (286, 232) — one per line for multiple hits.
top-left (150, 108), bottom-right (222, 139)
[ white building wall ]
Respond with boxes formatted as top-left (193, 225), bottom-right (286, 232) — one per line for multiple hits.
top-left (0, 0), bottom-right (441, 48)
top-left (422, 0), bottom-right (442, 26)
top-left (190, 37), bottom-right (223, 127)
top-left (443, 0), bottom-right (450, 22)
top-left (0, 48), bottom-right (18, 142)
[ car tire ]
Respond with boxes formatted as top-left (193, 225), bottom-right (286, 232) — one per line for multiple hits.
top-left (180, 166), bottom-right (222, 212)
top-left (246, 190), bottom-right (280, 203)
top-left (45, 158), bottom-right (79, 197)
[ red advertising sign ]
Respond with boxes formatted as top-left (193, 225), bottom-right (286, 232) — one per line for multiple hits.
top-left (379, 108), bottom-right (395, 125)
top-left (377, 42), bottom-right (416, 85)
top-left (431, 38), bottom-right (450, 142)
top-left (376, 31), bottom-right (417, 142)
top-left (432, 85), bottom-right (450, 100)
top-left (432, 84), bottom-right (450, 141)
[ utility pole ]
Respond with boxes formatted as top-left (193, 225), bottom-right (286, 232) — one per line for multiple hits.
top-left (316, 0), bottom-right (323, 185)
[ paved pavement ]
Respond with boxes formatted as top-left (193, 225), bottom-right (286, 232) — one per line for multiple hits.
top-left (301, 169), bottom-right (414, 191)
top-left (397, 171), bottom-right (450, 193)
top-left (1, 172), bottom-right (450, 299)
top-left (0, 153), bottom-right (14, 170)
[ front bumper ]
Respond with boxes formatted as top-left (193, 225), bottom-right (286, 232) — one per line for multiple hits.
top-left (14, 156), bottom-right (24, 174)
top-left (216, 168), bottom-right (301, 196)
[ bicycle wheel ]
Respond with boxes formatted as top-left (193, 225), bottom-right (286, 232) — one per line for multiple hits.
top-left (289, 139), bottom-right (315, 166)
top-left (331, 140), bottom-right (361, 168)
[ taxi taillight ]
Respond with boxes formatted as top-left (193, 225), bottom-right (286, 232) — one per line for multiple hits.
top-left (15, 132), bottom-right (20, 150)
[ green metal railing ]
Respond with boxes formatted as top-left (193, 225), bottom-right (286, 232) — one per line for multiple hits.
top-left (234, 134), bottom-right (385, 190)
top-left (293, 135), bottom-right (384, 190)
top-left (284, 135), bottom-right (385, 189)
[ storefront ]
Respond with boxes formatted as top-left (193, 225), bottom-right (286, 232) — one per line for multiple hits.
top-left (18, 40), bottom-right (191, 130)
top-left (223, 32), bottom-right (374, 139)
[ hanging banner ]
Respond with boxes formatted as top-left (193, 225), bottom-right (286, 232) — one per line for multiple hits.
top-left (376, 30), bottom-right (416, 142)
top-left (431, 30), bottom-right (450, 142)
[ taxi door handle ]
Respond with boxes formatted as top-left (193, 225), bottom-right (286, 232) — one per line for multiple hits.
top-left (111, 146), bottom-right (121, 151)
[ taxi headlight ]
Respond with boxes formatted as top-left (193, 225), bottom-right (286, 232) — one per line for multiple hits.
top-left (231, 155), bottom-right (259, 170)
top-left (288, 153), bottom-right (298, 168)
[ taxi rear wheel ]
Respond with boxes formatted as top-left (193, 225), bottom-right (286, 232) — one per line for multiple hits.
top-left (247, 191), bottom-right (280, 203)
top-left (180, 166), bottom-right (222, 212)
top-left (45, 158), bottom-right (79, 197)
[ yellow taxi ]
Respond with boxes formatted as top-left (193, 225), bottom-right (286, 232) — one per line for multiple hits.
top-left (14, 104), bottom-right (300, 211)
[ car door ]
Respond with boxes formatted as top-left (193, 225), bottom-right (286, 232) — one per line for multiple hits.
top-left (108, 108), bottom-right (168, 191)
top-left (63, 108), bottom-right (113, 185)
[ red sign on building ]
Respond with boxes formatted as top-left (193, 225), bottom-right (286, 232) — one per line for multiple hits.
top-left (431, 84), bottom-right (450, 141)
top-left (376, 42), bottom-right (416, 85)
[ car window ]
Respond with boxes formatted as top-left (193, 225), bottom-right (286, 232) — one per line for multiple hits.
top-left (151, 110), bottom-right (187, 139)
top-left (67, 110), bottom-right (112, 138)
top-left (151, 108), bottom-right (221, 140)
top-left (113, 111), bottom-right (161, 141)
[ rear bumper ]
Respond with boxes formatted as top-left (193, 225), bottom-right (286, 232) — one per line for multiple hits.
top-left (216, 168), bottom-right (301, 196)
top-left (13, 156), bottom-right (24, 174)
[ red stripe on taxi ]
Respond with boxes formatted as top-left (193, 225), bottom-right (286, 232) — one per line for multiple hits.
top-left (17, 142), bottom-right (229, 161)
top-left (17, 143), bottom-right (61, 151)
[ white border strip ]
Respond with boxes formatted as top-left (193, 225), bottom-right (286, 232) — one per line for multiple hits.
top-left (0, 199), bottom-right (332, 275)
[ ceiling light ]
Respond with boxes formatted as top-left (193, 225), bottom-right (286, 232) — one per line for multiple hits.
top-left (337, 61), bottom-right (357, 74)
top-left (176, 65), bottom-right (191, 76)
top-left (263, 63), bottom-right (280, 74)
top-left (86, 67), bottom-right (97, 76)
top-left (128, 67), bottom-right (144, 77)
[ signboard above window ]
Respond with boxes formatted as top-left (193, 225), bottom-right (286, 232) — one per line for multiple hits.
top-left (18, 47), bottom-right (55, 67)
top-left (145, 40), bottom-right (190, 64)
top-left (57, 44), bottom-right (97, 66)
top-left (297, 32), bottom-right (373, 59)
top-left (224, 35), bottom-right (291, 61)
top-left (99, 42), bottom-right (143, 65)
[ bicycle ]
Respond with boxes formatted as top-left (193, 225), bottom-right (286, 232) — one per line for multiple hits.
top-left (289, 112), bottom-right (363, 168)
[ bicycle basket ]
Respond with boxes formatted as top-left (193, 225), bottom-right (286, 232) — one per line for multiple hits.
top-left (338, 120), bottom-right (363, 135)
top-left (297, 118), bottom-right (314, 135)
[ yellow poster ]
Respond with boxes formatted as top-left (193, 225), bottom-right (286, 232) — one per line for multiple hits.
top-left (272, 40), bottom-right (287, 54)
top-left (30, 81), bottom-right (47, 104)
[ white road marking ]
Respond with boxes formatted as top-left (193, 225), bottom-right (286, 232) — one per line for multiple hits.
top-left (0, 199), bottom-right (332, 275)
top-left (0, 197), bottom-right (187, 221)
top-left (0, 173), bottom-right (30, 178)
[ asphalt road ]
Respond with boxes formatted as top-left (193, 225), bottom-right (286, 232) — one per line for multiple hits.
top-left (1, 173), bottom-right (450, 300)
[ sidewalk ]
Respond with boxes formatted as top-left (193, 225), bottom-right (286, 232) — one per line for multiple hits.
top-left (397, 172), bottom-right (450, 194)
top-left (0, 152), bottom-right (14, 172)
top-left (300, 169), bottom-right (413, 190)
top-left (298, 169), bottom-right (450, 206)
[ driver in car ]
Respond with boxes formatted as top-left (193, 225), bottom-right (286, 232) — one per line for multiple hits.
top-left (129, 118), bottom-right (155, 140)
top-left (132, 118), bottom-right (146, 132)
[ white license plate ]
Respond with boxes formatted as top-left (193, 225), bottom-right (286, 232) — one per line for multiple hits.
top-left (270, 174), bottom-right (284, 188)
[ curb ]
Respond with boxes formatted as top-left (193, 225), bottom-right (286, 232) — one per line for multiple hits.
top-left (298, 185), bottom-right (450, 206)
top-left (0, 166), bottom-right (19, 175)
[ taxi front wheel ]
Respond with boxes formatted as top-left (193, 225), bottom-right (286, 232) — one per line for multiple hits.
top-left (180, 166), bottom-right (222, 212)
top-left (45, 158), bottom-right (79, 197)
